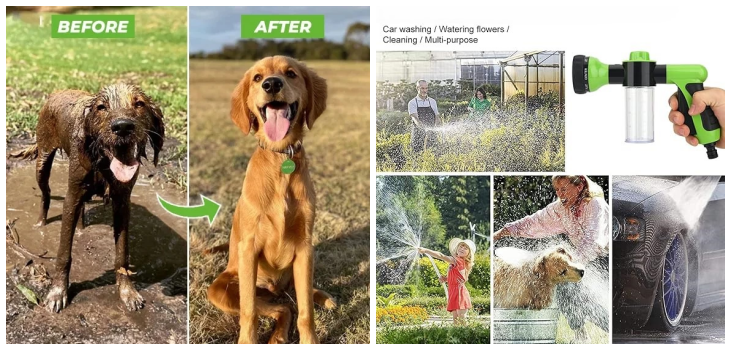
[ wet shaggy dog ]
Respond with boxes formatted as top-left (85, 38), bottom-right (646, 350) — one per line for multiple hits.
top-left (494, 246), bottom-right (584, 309)
top-left (11, 83), bottom-right (164, 312)
top-left (205, 56), bottom-right (336, 344)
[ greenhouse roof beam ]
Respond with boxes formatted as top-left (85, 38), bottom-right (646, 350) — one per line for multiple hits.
top-left (538, 51), bottom-right (558, 65)
top-left (499, 50), bottom-right (548, 64)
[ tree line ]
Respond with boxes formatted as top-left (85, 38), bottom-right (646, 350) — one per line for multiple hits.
top-left (190, 22), bottom-right (369, 61)
top-left (376, 176), bottom-right (491, 252)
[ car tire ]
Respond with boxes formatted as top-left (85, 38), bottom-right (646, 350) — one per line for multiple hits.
top-left (647, 233), bottom-right (689, 331)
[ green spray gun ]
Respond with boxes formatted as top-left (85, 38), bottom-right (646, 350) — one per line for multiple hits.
top-left (572, 51), bottom-right (721, 159)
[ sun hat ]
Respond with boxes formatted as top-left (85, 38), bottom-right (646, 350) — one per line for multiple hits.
top-left (449, 238), bottom-right (476, 258)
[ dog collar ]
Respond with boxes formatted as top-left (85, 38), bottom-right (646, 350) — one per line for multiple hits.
top-left (258, 140), bottom-right (302, 174)
top-left (258, 140), bottom-right (303, 158)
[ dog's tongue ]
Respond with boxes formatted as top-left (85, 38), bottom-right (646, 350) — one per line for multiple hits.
top-left (110, 157), bottom-right (139, 183)
top-left (264, 105), bottom-right (290, 142)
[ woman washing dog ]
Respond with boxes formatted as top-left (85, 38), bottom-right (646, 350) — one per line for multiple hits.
top-left (493, 175), bottom-right (609, 343)
top-left (418, 238), bottom-right (476, 325)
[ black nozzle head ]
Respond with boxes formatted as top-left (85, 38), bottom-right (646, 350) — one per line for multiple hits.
top-left (705, 144), bottom-right (718, 159)
top-left (572, 55), bottom-right (589, 94)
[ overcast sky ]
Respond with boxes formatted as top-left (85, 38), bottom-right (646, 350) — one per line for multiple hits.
top-left (189, 6), bottom-right (370, 53)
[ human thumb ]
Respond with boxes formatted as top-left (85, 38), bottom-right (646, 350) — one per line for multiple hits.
top-left (688, 88), bottom-right (724, 116)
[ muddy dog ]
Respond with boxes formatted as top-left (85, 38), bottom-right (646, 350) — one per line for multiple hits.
top-left (494, 245), bottom-right (584, 309)
top-left (11, 83), bottom-right (164, 312)
top-left (205, 56), bottom-right (337, 344)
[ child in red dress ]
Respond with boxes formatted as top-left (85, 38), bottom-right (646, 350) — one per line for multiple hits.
top-left (419, 238), bottom-right (475, 325)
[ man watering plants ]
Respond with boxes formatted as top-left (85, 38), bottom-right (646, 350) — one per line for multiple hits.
top-left (408, 79), bottom-right (440, 154)
top-left (493, 175), bottom-right (610, 343)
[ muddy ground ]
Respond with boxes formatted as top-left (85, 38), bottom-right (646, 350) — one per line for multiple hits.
top-left (6, 142), bottom-right (188, 344)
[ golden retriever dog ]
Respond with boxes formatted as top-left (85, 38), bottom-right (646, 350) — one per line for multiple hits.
top-left (206, 56), bottom-right (336, 344)
top-left (494, 246), bottom-right (584, 309)
top-left (10, 83), bottom-right (164, 312)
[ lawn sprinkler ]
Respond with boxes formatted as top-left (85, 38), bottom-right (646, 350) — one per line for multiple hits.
top-left (573, 51), bottom-right (721, 159)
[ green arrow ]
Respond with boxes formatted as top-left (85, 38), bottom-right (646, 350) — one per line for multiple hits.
top-left (157, 194), bottom-right (221, 225)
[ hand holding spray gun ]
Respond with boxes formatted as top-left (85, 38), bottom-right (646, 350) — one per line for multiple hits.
top-left (668, 88), bottom-right (725, 149)
top-left (573, 52), bottom-right (723, 159)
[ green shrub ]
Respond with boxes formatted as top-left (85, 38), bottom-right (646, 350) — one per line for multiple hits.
top-left (406, 255), bottom-right (490, 293)
top-left (504, 90), bottom-right (562, 115)
top-left (375, 89), bottom-right (565, 172)
top-left (376, 110), bottom-right (411, 136)
top-left (375, 117), bottom-right (564, 172)
top-left (479, 83), bottom-right (501, 97)
top-left (399, 296), bottom-right (446, 314)
top-left (471, 296), bottom-right (491, 315)
top-left (377, 322), bottom-right (491, 344)
top-left (469, 254), bottom-right (491, 292)
top-left (399, 295), bottom-right (490, 315)
top-left (409, 283), bottom-right (484, 300)
top-left (465, 284), bottom-right (483, 298)
top-left (376, 80), bottom-right (470, 112)
top-left (376, 284), bottom-right (417, 299)
top-left (375, 132), bottom-right (410, 171)
top-left (437, 100), bottom-right (469, 118)
top-left (419, 286), bottom-right (446, 297)
top-left (406, 257), bottom-right (449, 289)
top-left (377, 293), bottom-right (398, 308)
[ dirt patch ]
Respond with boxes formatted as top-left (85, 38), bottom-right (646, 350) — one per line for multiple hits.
top-left (5, 151), bottom-right (188, 344)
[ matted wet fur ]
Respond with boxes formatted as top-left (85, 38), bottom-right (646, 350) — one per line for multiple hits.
top-left (494, 245), bottom-right (584, 309)
top-left (10, 82), bottom-right (165, 312)
top-left (205, 56), bottom-right (336, 344)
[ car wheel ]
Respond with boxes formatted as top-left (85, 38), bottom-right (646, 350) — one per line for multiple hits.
top-left (648, 233), bottom-right (689, 331)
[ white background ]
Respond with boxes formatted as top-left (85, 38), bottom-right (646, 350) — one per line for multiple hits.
top-left (373, 0), bottom-right (728, 347)
top-left (2, 0), bottom-right (729, 347)
top-left (373, 0), bottom-right (729, 175)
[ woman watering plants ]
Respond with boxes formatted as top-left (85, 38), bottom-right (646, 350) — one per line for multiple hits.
top-left (467, 87), bottom-right (492, 126)
top-left (493, 175), bottom-right (610, 343)
top-left (419, 238), bottom-right (476, 325)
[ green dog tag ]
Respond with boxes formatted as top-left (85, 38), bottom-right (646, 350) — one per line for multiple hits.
top-left (281, 159), bottom-right (296, 174)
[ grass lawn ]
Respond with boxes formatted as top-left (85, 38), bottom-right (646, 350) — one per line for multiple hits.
top-left (377, 321), bottom-right (491, 344)
top-left (5, 6), bottom-right (188, 158)
top-left (188, 59), bottom-right (370, 344)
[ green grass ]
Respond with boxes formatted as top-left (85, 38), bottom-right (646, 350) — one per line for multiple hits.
top-left (5, 7), bottom-right (188, 144)
top-left (377, 322), bottom-right (491, 344)
top-left (188, 60), bottom-right (370, 344)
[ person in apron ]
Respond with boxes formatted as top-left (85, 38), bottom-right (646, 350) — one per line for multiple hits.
top-left (408, 80), bottom-right (440, 154)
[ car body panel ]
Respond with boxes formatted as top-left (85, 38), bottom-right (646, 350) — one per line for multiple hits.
top-left (694, 182), bottom-right (725, 311)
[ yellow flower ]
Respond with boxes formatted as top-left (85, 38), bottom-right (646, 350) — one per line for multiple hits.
top-left (376, 306), bottom-right (428, 325)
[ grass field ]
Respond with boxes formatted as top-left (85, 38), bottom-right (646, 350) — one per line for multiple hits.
top-left (5, 6), bottom-right (188, 173)
top-left (188, 59), bottom-right (370, 344)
